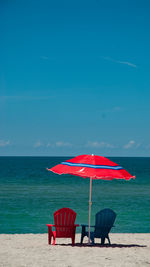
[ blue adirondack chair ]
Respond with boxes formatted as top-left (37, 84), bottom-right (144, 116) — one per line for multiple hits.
top-left (81, 208), bottom-right (117, 245)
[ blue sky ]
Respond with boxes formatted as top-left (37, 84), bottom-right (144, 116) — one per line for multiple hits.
top-left (0, 0), bottom-right (150, 156)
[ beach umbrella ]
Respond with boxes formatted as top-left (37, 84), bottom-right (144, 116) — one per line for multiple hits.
top-left (47, 154), bottom-right (135, 244)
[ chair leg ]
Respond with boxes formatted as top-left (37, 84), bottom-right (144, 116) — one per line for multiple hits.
top-left (53, 237), bottom-right (55, 245)
top-left (48, 235), bottom-right (52, 245)
top-left (101, 237), bottom-right (105, 245)
top-left (81, 226), bottom-right (86, 244)
top-left (48, 228), bottom-right (52, 245)
top-left (72, 236), bottom-right (75, 246)
top-left (90, 232), bottom-right (95, 244)
top-left (107, 235), bottom-right (111, 245)
top-left (80, 234), bottom-right (84, 244)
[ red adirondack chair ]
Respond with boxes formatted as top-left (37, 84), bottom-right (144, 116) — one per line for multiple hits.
top-left (47, 208), bottom-right (79, 245)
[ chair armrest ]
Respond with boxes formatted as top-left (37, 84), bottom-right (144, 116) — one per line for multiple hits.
top-left (51, 225), bottom-right (79, 228)
top-left (81, 224), bottom-right (95, 236)
top-left (47, 224), bottom-right (79, 228)
top-left (47, 224), bottom-right (55, 227)
top-left (81, 224), bottom-right (95, 228)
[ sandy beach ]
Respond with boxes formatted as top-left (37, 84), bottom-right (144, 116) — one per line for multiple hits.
top-left (0, 233), bottom-right (150, 267)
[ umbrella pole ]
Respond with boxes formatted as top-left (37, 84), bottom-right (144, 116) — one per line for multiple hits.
top-left (88, 177), bottom-right (92, 244)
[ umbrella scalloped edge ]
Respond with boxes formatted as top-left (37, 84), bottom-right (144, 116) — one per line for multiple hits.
top-left (47, 168), bottom-right (135, 181)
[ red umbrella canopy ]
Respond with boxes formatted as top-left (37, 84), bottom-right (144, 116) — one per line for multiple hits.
top-left (47, 154), bottom-right (135, 180)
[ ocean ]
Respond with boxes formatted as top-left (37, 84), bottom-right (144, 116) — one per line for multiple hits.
top-left (0, 156), bottom-right (149, 234)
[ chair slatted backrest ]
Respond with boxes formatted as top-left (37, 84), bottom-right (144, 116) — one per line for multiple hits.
top-left (94, 208), bottom-right (116, 236)
top-left (54, 208), bottom-right (76, 237)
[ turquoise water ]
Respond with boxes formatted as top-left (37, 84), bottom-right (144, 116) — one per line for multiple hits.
top-left (0, 157), bottom-right (150, 233)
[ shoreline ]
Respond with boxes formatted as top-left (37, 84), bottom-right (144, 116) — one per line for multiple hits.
top-left (1, 233), bottom-right (150, 267)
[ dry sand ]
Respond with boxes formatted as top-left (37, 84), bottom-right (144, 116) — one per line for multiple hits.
top-left (0, 233), bottom-right (150, 267)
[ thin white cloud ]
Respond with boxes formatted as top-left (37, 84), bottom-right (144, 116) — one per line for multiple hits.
top-left (86, 141), bottom-right (115, 148)
top-left (99, 106), bottom-right (123, 117)
top-left (34, 141), bottom-right (73, 148)
top-left (46, 141), bottom-right (73, 148)
top-left (103, 57), bottom-right (137, 68)
top-left (40, 56), bottom-right (48, 60)
top-left (123, 140), bottom-right (135, 149)
top-left (113, 106), bottom-right (121, 111)
top-left (117, 60), bottom-right (137, 68)
top-left (34, 141), bottom-right (43, 148)
top-left (47, 143), bottom-right (53, 147)
top-left (0, 140), bottom-right (10, 147)
top-left (55, 141), bottom-right (72, 147)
